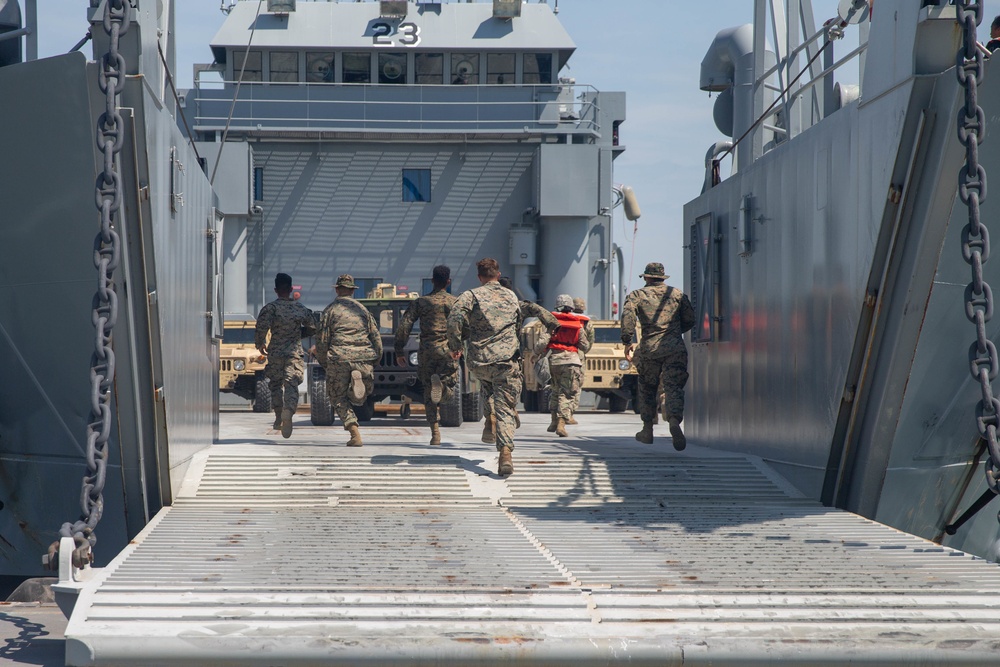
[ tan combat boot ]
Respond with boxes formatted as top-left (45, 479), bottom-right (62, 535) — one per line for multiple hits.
top-left (430, 374), bottom-right (443, 404)
top-left (635, 420), bottom-right (654, 444)
top-left (555, 417), bottom-right (568, 437)
top-left (346, 423), bottom-right (363, 447)
top-left (498, 446), bottom-right (514, 476)
top-left (280, 408), bottom-right (293, 439)
top-left (566, 415), bottom-right (579, 425)
top-left (546, 414), bottom-right (559, 432)
top-left (482, 415), bottom-right (496, 444)
top-left (273, 409), bottom-right (282, 430)
top-left (429, 422), bottom-right (441, 446)
top-left (668, 418), bottom-right (687, 451)
top-left (348, 370), bottom-right (366, 404)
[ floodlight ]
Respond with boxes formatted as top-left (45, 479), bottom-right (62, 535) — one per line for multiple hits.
top-left (493, 0), bottom-right (521, 19)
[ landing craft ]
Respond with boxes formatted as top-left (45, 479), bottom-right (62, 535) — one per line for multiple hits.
top-left (686, 0), bottom-right (1000, 559)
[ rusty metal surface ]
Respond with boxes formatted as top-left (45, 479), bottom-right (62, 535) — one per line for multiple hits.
top-left (63, 412), bottom-right (1000, 666)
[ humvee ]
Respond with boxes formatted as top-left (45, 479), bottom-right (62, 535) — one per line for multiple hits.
top-left (219, 320), bottom-right (271, 412)
top-left (521, 318), bottom-right (637, 412)
top-left (308, 284), bottom-right (482, 426)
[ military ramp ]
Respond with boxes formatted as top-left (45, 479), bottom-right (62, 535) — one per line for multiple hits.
top-left (64, 413), bottom-right (1000, 666)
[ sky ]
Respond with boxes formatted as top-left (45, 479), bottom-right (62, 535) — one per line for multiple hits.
top-left (31, 0), bottom-right (1000, 298)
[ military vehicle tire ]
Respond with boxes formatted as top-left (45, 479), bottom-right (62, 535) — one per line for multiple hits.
top-left (355, 397), bottom-right (376, 422)
top-left (535, 388), bottom-right (551, 414)
top-left (609, 394), bottom-right (629, 413)
top-left (522, 389), bottom-right (538, 412)
top-left (440, 376), bottom-right (464, 427)
top-left (462, 388), bottom-right (483, 422)
top-left (310, 374), bottom-right (334, 426)
top-left (252, 372), bottom-right (271, 413)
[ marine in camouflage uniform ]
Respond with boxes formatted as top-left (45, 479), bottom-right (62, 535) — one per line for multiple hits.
top-left (487, 277), bottom-right (559, 428)
top-left (315, 274), bottom-right (382, 446)
top-left (447, 259), bottom-right (523, 476)
top-left (621, 262), bottom-right (695, 450)
top-left (567, 297), bottom-right (594, 422)
top-left (532, 294), bottom-right (592, 437)
top-left (395, 265), bottom-right (458, 445)
top-left (255, 273), bottom-right (316, 438)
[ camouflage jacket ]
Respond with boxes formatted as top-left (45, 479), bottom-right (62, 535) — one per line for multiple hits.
top-left (315, 296), bottom-right (382, 365)
top-left (621, 283), bottom-right (695, 358)
top-left (255, 297), bottom-right (315, 359)
top-left (447, 281), bottom-right (521, 368)
top-left (517, 300), bottom-right (559, 333)
top-left (394, 288), bottom-right (456, 355)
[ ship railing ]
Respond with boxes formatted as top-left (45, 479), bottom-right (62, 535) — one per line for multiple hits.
top-left (187, 80), bottom-right (602, 137)
top-left (752, 18), bottom-right (867, 149)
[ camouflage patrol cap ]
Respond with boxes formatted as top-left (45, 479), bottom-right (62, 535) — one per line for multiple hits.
top-left (640, 262), bottom-right (668, 280)
top-left (555, 294), bottom-right (574, 310)
top-left (572, 297), bottom-right (586, 313)
top-left (334, 274), bottom-right (358, 289)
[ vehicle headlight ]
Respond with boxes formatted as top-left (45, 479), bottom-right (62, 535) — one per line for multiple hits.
top-left (234, 360), bottom-right (246, 371)
top-left (618, 359), bottom-right (631, 371)
top-left (408, 352), bottom-right (419, 366)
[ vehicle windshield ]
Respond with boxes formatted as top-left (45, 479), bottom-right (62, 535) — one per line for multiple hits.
top-left (363, 303), bottom-right (420, 335)
top-left (223, 327), bottom-right (256, 344)
top-left (593, 325), bottom-right (636, 344)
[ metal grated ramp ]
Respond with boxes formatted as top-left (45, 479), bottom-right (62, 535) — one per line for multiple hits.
top-left (64, 416), bottom-right (1000, 666)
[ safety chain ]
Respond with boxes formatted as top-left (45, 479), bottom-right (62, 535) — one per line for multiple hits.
top-left (955, 2), bottom-right (999, 502)
top-left (46, 0), bottom-right (131, 571)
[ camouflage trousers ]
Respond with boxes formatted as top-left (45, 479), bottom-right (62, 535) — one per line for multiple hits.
top-left (634, 353), bottom-right (689, 424)
top-left (418, 347), bottom-right (459, 424)
top-left (550, 363), bottom-right (582, 421)
top-left (266, 355), bottom-right (305, 411)
top-left (471, 359), bottom-right (522, 452)
top-left (569, 365), bottom-right (584, 413)
top-left (324, 360), bottom-right (374, 429)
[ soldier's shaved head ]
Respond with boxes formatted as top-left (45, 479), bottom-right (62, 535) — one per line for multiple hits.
top-left (432, 265), bottom-right (451, 287)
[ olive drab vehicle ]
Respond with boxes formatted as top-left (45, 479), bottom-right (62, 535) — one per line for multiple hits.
top-left (308, 284), bottom-right (483, 426)
top-left (219, 320), bottom-right (271, 412)
top-left (522, 317), bottom-right (638, 412)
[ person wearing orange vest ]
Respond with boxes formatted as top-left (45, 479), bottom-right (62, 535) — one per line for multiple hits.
top-left (534, 294), bottom-right (593, 437)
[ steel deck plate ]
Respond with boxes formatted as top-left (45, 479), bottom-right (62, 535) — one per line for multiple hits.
top-left (64, 412), bottom-right (1000, 666)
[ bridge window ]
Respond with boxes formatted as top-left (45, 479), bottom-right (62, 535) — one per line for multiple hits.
top-left (523, 53), bottom-right (553, 84)
top-left (402, 169), bottom-right (432, 203)
top-left (306, 52), bottom-right (335, 83)
top-left (270, 51), bottom-right (299, 83)
top-left (343, 52), bottom-right (372, 83)
top-left (487, 53), bottom-right (515, 85)
top-left (379, 53), bottom-right (408, 84)
top-left (414, 53), bottom-right (443, 84)
top-left (451, 53), bottom-right (479, 84)
top-left (233, 50), bottom-right (262, 82)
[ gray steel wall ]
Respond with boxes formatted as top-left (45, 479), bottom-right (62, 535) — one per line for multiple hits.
top-left (247, 142), bottom-right (536, 311)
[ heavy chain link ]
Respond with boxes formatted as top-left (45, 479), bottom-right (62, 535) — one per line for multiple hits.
top-left (47, 0), bottom-right (130, 571)
top-left (955, 2), bottom-right (1000, 501)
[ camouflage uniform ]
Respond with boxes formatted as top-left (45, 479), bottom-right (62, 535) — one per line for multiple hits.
top-left (533, 300), bottom-right (592, 423)
top-left (483, 300), bottom-right (558, 423)
top-left (394, 288), bottom-right (458, 424)
top-left (447, 281), bottom-right (522, 451)
top-left (315, 295), bottom-right (382, 429)
top-left (255, 297), bottom-right (315, 412)
top-left (621, 281), bottom-right (695, 424)
top-left (570, 298), bottom-right (594, 415)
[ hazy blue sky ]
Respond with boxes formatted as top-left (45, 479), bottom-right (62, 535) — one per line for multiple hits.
top-left (34, 0), bottom-right (1000, 299)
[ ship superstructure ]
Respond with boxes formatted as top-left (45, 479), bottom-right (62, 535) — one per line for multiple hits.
top-left (184, 0), bottom-right (626, 318)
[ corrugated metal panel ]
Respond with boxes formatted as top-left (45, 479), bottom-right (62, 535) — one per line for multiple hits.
top-left (65, 417), bottom-right (1000, 665)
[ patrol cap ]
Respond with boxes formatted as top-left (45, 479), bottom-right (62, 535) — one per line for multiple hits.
top-left (640, 262), bottom-right (668, 280)
top-left (334, 274), bottom-right (358, 289)
top-left (572, 297), bottom-right (586, 313)
top-left (555, 294), bottom-right (574, 310)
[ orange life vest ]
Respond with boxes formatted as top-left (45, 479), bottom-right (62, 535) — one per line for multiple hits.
top-left (548, 311), bottom-right (589, 353)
